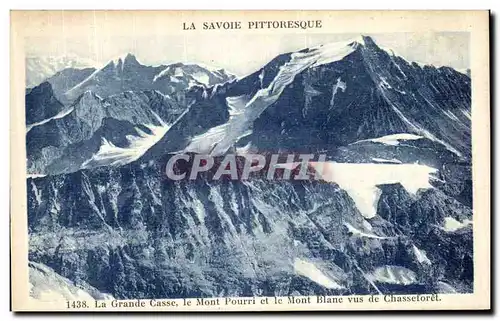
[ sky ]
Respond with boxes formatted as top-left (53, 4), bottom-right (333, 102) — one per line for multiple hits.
top-left (26, 32), bottom-right (469, 77)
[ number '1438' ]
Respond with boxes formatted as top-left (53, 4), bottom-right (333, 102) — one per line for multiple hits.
top-left (66, 300), bottom-right (88, 309)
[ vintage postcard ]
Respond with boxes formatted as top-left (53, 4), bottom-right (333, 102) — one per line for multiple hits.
top-left (10, 10), bottom-right (490, 311)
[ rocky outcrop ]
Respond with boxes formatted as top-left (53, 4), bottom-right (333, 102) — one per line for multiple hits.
top-left (26, 82), bottom-right (65, 125)
top-left (27, 90), bottom-right (185, 175)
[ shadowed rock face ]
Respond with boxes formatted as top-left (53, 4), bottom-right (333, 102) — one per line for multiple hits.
top-left (27, 89), bottom-right (186, 175)
top-left (26, 82), bottom-right (65, 125)
top-left (26, 37), bottom-right (473, 299)
top-left (27, 161), bottom-right (473, 298)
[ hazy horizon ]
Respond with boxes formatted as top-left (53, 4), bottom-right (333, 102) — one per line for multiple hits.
top-left (26, 32), bottom-right (469, 77)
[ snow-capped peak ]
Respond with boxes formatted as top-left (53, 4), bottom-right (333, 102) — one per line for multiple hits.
top-left (107, 53), bottom-right (140, 68)
top-left (351, 35), bottom-right (368, 46)
top-left (304, 36), bottom-right (367, 68)
top-left (152, 62), bottom-right (234, 85)
top-left (182, 37), bottom-right (363, 156)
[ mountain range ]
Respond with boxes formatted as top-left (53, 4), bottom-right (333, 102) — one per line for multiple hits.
top-left (27, 54), bottom-right (235, 105)
top-left (26, 36), bottom-right (473, 300)
top-left (26, 55), bottom-right (97, 89)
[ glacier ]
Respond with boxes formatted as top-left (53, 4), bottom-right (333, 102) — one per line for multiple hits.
top-left (184, 38), bottom-right (361, 155)
top-left (83, 122), bottom-right (170, 167)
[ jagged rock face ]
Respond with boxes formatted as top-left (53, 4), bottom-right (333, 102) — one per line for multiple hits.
top-left (61, 55), bottom-right (235, 104)
top-left (29, 54), bottom-right (235, 106)
top-left (26, 37), bottom-right (473, 299)
top-left (26, 82), bottom-right (65, 125)
top-left (63, 54), bottom-right (165, 102)
top-left (27, 89), bottom-right (185, 175)
top-left (45, 67), bottom-right (96, 103)
top-left (28, 158), bottom-right (473, 298)
top-left (240, 37), bottom-right (471, 157)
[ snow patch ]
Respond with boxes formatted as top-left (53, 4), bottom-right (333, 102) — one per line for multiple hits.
top-left (345, 222), bottom-right (389, 239)
top-left (352, 133), bottom-right (423, 146)
top-left (418, 126), bottom-right (463, 157)
top-left (379, 76), bottom-right (392, 89)
top-left (391, 57), bottom-right (407, 79)
top-left (461, 108), bottom-right (472, 120)
top-left (191, 71), bottom-right (210, 85)
top-left (309, 38), bottom-right (362, 67)
top-left (367, 265), bottom-right (418, 285)
top-left (443, 109), bottom-right (460, 122)
top-left (442, 217), bottom-right (472, 232)
top-left (184, 95), bottom-right (252, 154)
top-left (186, 187), bottom-right (206, 224)
top-left (388, 105), bottom-right (463, 157)
top-left (372, 157), bottom-right (402, 164)
top-left (294, 258), bottom-right (343, 289)
top-left (31, 181), bottom-right (42, 205)
top-left (362, 220), bottom-right (373, 231)
top-left (311, 162), bottom-right (438, 218)
top-left (26, 107), bottom-right (74, 133)
top-left (258, 69), bottom-right (265, 88)
top-left (412, 245), bottom-right (432, 265)
top-left (29, 262), bottom-right (114, 303)
top-left (27, 174), bottom-right (47, 179)
top-left (174, 67), bottom-right (184, 77)
top-left (152, 67), bottom-right (170, 82)
top-left (330, 77), bottom-right (346, 107)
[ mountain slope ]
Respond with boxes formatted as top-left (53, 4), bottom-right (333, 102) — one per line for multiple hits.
top-left (45, 67), bottom-right (97, 103)
top-left (27, 90), bottom-right (185, 175)
top-left (140, 36), bottom-right (470, 162)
